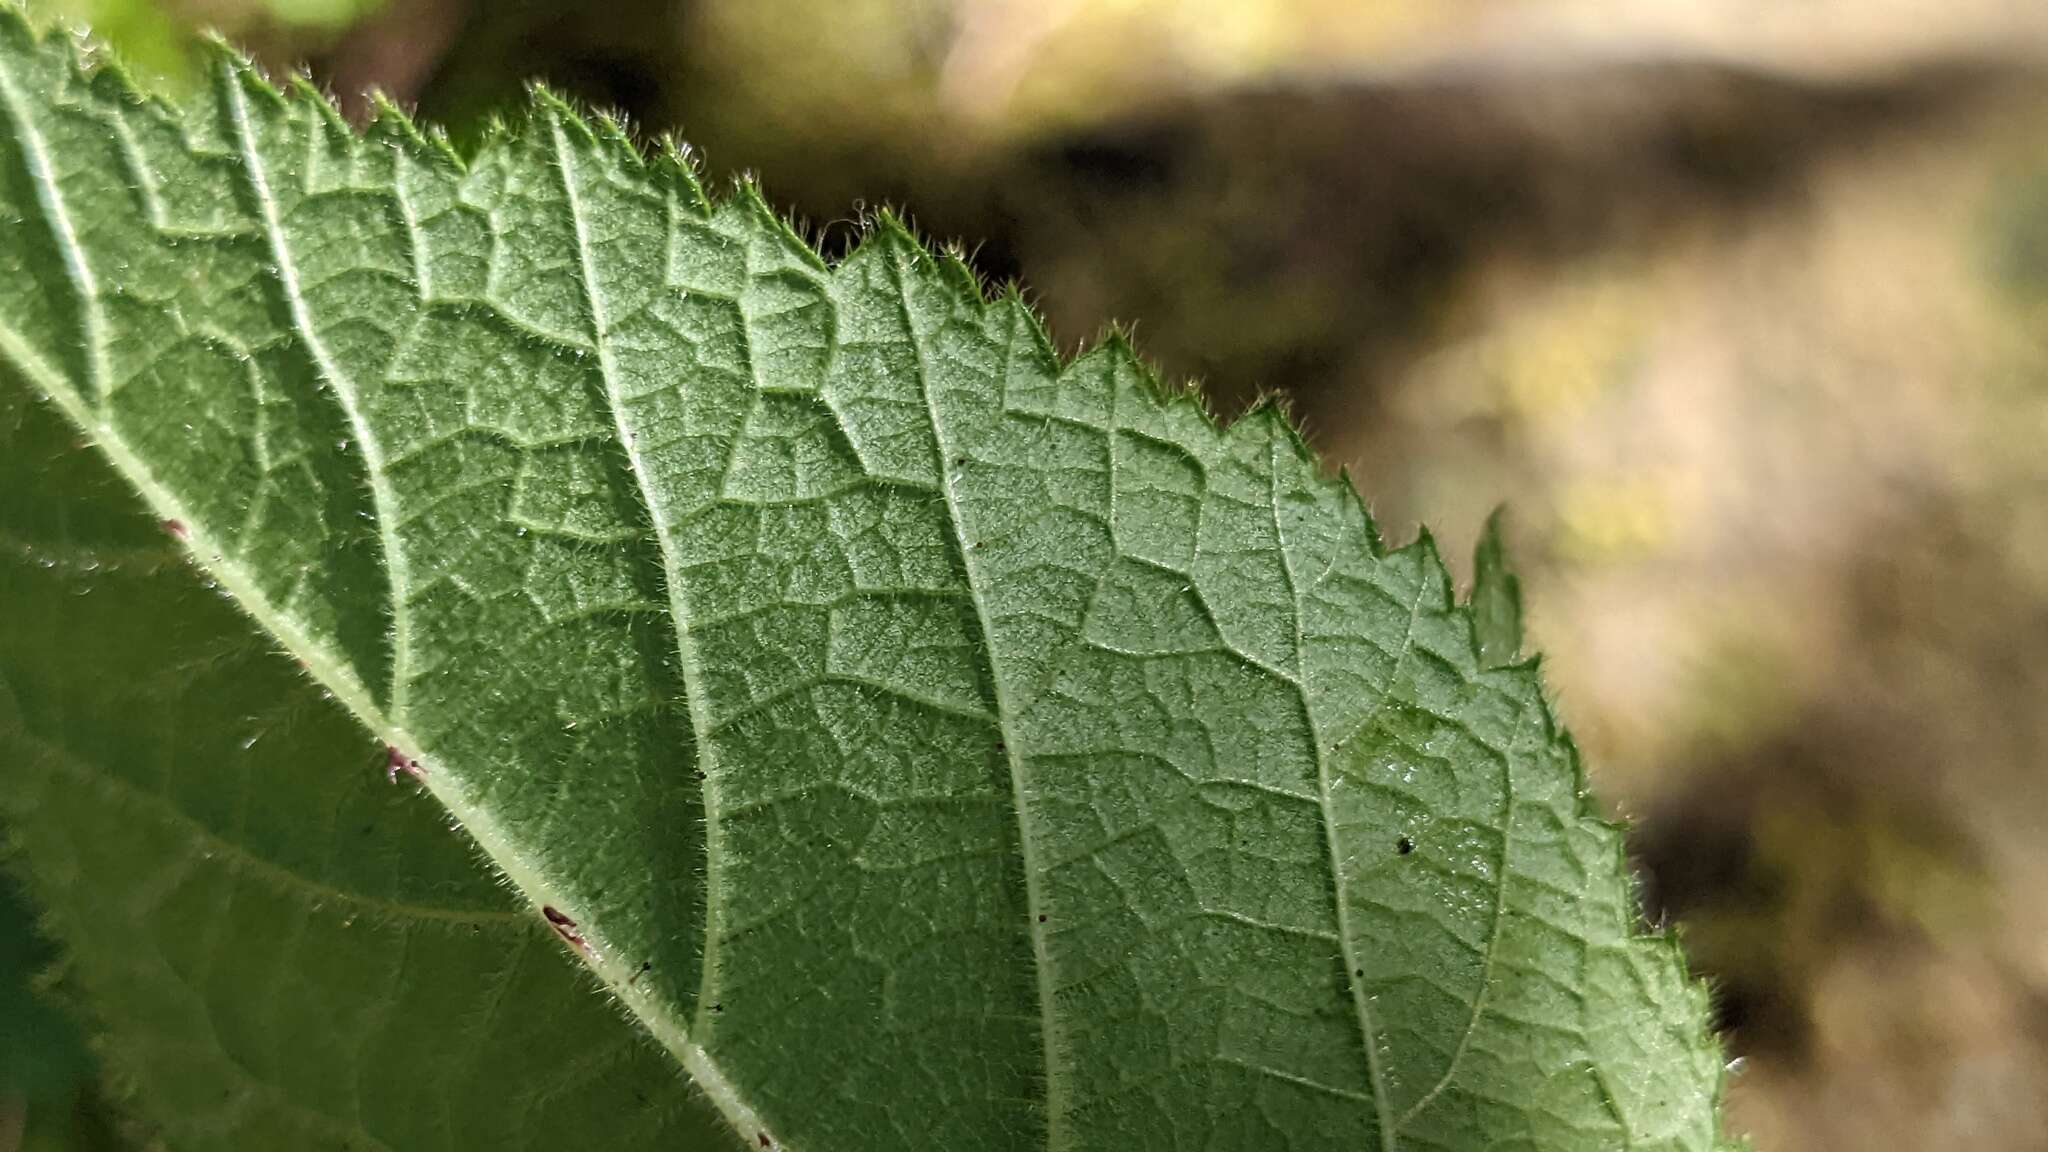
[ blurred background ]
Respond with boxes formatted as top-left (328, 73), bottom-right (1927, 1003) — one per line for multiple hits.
top-left (8, 1), bottom-right (2048, 1148)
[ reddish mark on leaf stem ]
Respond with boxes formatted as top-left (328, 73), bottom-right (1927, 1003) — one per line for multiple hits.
top-left (758, 1134), bottom-right (773, 1149)
top-left (161, 518), bottom-right (187, 541)
top-left (384, 746), bottom-right (424, 783)
top-left (542, 905), bottom-right (588, 952)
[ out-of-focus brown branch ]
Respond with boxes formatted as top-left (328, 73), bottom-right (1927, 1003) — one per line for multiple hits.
top-left (324, 0), bottom-right (467, 120)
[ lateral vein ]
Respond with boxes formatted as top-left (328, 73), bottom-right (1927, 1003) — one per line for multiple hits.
top-left (1268, 434), bottom-right (1418, 1152)
top-left (0, 54), bottom-right (110, 405)
top-left (542, 108), bottom-right (771, 1147)
top-left (222, 65), bottom-right (414, 721)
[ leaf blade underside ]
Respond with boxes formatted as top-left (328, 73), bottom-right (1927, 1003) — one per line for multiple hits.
top-left (0, 9), bottom-right (1731, 1152)
top-left (0, 361), bottom-right (740, 1151)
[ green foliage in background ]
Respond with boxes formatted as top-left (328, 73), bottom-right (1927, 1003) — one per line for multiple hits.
top-left (0, 7), bottom-right (1731, 1150)
top-left (22, 0), bottom-right (382, 88)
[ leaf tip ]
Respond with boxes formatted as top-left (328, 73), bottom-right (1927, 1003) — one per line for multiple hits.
top-left (1471, 505), bottom-right (1526, 669)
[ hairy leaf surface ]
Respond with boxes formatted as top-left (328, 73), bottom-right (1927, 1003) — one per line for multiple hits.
top-left (0, 9), bottom-right (1729, 1150)
top-left (0, 359), bottom-right (740, 1150)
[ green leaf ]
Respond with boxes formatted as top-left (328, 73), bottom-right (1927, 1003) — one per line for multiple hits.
top-left (4, 864), bottom-right (144, 1152)
top-left (1, 868), bottom-right (90, 1107)
top-left (1470, 509), bottom-right (1523, 670)
top-left (0, 342), bottom-right (739, 1149)
top-left (0, 8), bottom-right (1730, 1151)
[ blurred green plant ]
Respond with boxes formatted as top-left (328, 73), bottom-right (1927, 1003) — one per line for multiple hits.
top-left (24, 0), bottom-right (383, 87)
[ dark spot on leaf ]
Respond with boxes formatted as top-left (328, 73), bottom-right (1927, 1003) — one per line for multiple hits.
top-left (385, 746), bottom-right (423, 783)
top-left (758, 1135), bottom-right (772, 1148)
top-left (711, 1002), bottom-right (723, 1013)
top-left (542, 905), bottom-right (588, 951)
top-left (1396, 837), bottom-right (1414, 856)
top-left (628, 960), bottom-right (651, 986)
top-left (1037, 914), bottom-right (1048, 923)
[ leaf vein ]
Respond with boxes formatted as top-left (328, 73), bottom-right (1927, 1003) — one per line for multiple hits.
top-left (221, 64), bottom-right (413, 720)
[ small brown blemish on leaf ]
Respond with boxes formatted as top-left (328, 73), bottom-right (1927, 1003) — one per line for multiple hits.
top-left (542, 905), bottom-right (588, 951)
top-left (385, 746), bottom-right (423, 783)
top-left (1037, 914), bottom-right (1048, 924)
top-left (628, 960), bottom-right (651, 986)
top-left (161, 518), bottom-right (187, 541)
top-left (1396, 837), bottom-right (1414, 856)
top-left (757, 1133), bottom-right (772, 1148)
